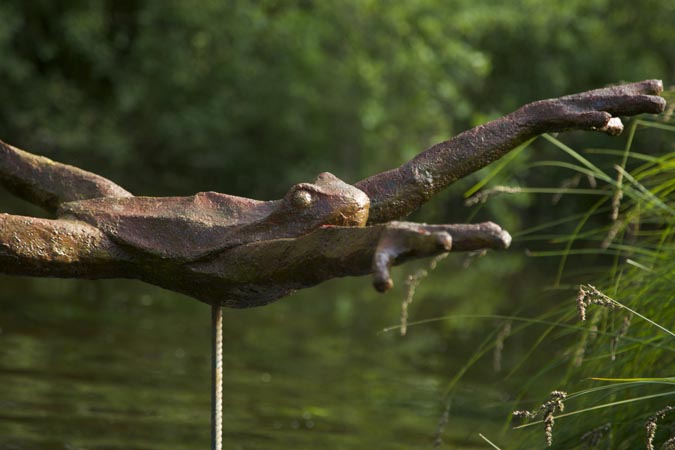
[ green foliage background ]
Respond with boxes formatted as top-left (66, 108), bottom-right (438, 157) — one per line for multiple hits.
top-left (0, 0), bottom-right (672, 201)
top-left (0, 1), bottom-right (673, 448)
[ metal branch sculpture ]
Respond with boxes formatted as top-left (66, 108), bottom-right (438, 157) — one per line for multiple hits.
top-left (0, 80), bottom-right (665, 307)
top-left (0, 80), bottom-right (666, 449)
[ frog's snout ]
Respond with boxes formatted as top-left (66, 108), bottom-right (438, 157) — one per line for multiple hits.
top-left (341, 188), bottom-right (370, 227)
top-left (313, 172), bottom-right (370, 227)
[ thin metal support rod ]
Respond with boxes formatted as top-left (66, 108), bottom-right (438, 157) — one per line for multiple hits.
top-left (211, 305), bottom-right (223, 450)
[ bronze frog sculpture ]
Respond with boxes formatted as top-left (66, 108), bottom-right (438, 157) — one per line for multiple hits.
top-left (58, 172), bottom-right (372, 261)
top-left (0, 80), bottom-right (667, 307)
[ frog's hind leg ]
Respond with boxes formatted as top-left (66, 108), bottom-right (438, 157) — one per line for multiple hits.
top-left (0, 139), bottom-right (132, 214)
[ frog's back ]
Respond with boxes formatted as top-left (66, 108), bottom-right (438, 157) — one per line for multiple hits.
top-left (58, 192), bottom-right (276, 260)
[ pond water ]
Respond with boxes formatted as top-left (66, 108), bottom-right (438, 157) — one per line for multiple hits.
top-left (0, 266), bottom-right (529, 450)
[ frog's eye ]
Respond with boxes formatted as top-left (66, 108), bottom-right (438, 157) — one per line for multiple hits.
top-left (291, 189), bottom-right (313, 208)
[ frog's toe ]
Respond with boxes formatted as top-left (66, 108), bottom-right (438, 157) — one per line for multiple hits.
top-left (372, 223), bottom-right (452, 292)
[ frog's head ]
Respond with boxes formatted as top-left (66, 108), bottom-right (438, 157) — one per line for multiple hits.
top-left (281, 172), bottom-right (370, 228)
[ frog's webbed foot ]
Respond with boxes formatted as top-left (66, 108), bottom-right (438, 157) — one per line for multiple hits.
top-left (530, 79), bottom-right (666, 136)
top-left (372, 223), bottom-right (452, 292)
top-left (372, 221), bottom-right (511, 292)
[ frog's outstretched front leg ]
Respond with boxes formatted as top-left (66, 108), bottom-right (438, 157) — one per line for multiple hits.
top-left (181, 221), bottom-right (511, 307)
top-left (356, 80), bottom-right (666, 224)
top-left (371, 221), bottom-right (511, 292)
top-left (0, 140), bottom-right (132, 214)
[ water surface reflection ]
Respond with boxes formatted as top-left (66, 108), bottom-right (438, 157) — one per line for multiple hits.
top-left (0, 272), bottom-right (511, 449)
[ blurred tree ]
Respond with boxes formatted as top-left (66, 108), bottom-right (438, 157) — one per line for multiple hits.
top-left (0, 0), bottom-right (671, 205)
top-left (0, 3), bottom-right (672, 446)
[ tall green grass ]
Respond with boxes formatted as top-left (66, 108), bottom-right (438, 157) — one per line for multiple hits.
top-left (502, 110), bottom-right (675, 448)
top-left (421, 98), bottom-right (675, 449)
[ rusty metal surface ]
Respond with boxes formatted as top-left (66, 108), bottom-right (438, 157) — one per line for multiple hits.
top-left (58, 171), bottom-right (370, 261)
top-left (0, 80), bottom-right (666, 308)
top-left (356, 80), bottom-right (665, 223)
